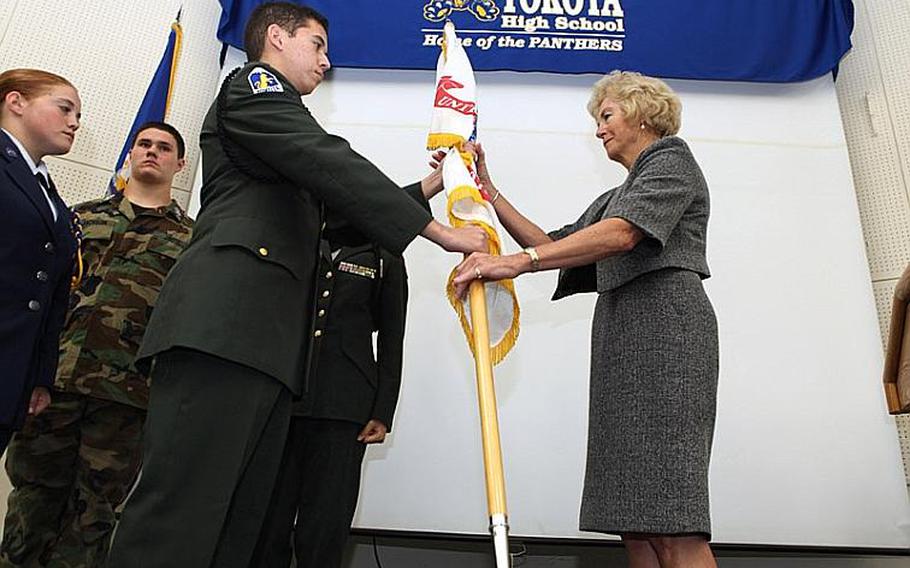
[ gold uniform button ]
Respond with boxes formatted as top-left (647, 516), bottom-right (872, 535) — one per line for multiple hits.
top-left (326, 271), bottom-right (333, 279)
top-left (258, 247), bottom-right (269, 257)
top-left (322, 290), bottom-right (330, 298)
top-left (318, 309), bottom-right (326, 317)
top-left (314, 330), bottom-right (323, 338)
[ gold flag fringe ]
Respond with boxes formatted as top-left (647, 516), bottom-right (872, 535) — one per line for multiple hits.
top-left (427, 133), bottom-right (465, 152)
top-left (446, 271), bottom-right (521, 366)
top-left (445, 184), bottom-right (521, 366)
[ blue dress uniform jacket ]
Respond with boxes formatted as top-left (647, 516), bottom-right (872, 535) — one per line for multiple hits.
top-left (136, 62), bottom-right (432, 395)
top-left (0, 130), bottom-right (76, 427)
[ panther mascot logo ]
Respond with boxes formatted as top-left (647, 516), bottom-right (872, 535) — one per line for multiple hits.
top-left (423, 0), bottom-right (500, 22)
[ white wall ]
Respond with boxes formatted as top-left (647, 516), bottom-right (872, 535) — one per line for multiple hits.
top-left (0, 0), bottom-right (223, 209)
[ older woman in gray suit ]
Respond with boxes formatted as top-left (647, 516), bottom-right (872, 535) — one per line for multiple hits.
top-left (452, 71), bottom-right (719, 568)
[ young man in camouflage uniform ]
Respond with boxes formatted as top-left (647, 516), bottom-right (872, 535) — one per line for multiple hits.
top-left (0, 122), bottom-right (193, 568)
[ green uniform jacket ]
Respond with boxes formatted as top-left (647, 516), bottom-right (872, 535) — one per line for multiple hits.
top-left (294, 234), bottom-right (407, 429)
top-left (136, 62), bottom-right (432, 394)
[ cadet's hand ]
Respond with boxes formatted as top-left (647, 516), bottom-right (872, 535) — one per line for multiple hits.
top-left (453, 252), bottom-right (528, 299)
top-left (421, 220), bottom-right (488, 254)
top-left (444, 225), bottom-right (488, 254)
top-left (358, 419), bottom-right (389, 444)
top-left (421, 149), bottom-right (448, 200)
top-left (28, 387), bottom-right (51, 416)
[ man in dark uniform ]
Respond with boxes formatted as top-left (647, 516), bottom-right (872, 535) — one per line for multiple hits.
top-left (107, 4), bottom-right (485, 568)
top-left (253, 219), bottom-right (410, 567)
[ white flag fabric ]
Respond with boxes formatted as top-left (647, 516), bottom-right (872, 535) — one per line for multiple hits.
top-left (427, 22), bottom-right (477, 151)
top-left (427, 22), bottom-right (520, 365)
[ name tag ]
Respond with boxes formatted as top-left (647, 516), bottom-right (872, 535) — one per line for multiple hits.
top-left (338, 261), bottom-right (376, 279)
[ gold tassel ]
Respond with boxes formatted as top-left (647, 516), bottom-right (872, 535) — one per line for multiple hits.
top-left (444, 184), bottom-right (521, 366)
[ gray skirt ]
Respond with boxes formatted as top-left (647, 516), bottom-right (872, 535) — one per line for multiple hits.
top-left (579, 268), bottom-right (718, 537)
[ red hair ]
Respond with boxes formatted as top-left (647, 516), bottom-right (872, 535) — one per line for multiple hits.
top-left (0, 68), bottom-right (75, 109)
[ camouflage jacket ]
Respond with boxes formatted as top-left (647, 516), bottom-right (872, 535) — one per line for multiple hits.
top-left (54, 192), bottom-right (193, 409)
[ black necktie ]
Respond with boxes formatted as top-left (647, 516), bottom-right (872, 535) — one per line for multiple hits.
top-left (34, 172), bottom-right (59, 220)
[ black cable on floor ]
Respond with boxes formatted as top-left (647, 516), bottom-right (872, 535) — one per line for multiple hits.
top-left (368, 534), bottom-right (528, 566)
top-left (372, 534), bottom-right (384, 568)
top-left (511, 542), bottom-right (528, 565)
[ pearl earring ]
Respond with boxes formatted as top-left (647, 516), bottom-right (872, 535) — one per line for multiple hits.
top-left (640, 124), bottom-right (645, 130)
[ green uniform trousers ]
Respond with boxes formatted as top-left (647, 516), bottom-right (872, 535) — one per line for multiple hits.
top-left (0, 392), bottom-right (144, 568)
top-left (253, 418), bottom-right (366, 568)
top-left (106, 348), bottom-right (291, 568)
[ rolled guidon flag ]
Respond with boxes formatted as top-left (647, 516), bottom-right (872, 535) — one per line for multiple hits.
top-left (427, 22), bottom-right (520, 365)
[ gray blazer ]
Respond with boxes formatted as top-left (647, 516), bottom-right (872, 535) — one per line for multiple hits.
top-left (550, 136), bottom-right (710, 300)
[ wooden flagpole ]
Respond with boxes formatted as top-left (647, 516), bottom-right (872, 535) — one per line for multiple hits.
top-left (467, 280), bottom-right (510, 567)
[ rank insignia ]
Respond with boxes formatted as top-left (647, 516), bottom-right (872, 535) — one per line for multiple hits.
top-left (4, 146), bottom-right (17, 158)
top-left (338, 261), bottom-right (377, 279)
top-left (248, 67), bottom-right (284, 94)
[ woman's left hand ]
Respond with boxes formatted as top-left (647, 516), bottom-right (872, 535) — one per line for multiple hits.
top-left (453, 252), bottom-right (525, 298)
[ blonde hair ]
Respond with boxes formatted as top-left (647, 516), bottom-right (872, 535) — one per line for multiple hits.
top-left (587, 70), bottom-right (681, 137)
top-left (0, 68), bottom-right (75, 113)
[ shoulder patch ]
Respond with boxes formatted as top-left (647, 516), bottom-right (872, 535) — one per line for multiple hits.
top-left (247, 67), bottom-right (284, 95)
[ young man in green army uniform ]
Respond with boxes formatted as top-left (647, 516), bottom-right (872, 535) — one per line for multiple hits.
top-left (254, 218), bottom-right (411, 567)
top-left (107, 4), bottom-right (485, 568)
top-left (0, 122), bottom-right (193, 568)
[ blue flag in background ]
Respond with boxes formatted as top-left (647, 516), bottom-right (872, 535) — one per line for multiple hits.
top-left (215, 1), bottom-right (853, 83)
top-left (109, 16), bottom-right (183, 194)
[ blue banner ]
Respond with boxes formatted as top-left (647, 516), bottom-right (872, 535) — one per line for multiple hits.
top-left (217, 1), bottom-right (854, 83)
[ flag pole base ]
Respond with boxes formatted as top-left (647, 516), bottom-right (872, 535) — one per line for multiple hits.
top-left (489, 513), bottom-right (510, 568)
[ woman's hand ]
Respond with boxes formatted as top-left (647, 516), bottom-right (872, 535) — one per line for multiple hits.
top-left (452, 252), bottom-right (529, 298)
top-left (425, 143), bottom-right (494, 199)
top-left (466, 141), bottom-right (494, 188)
